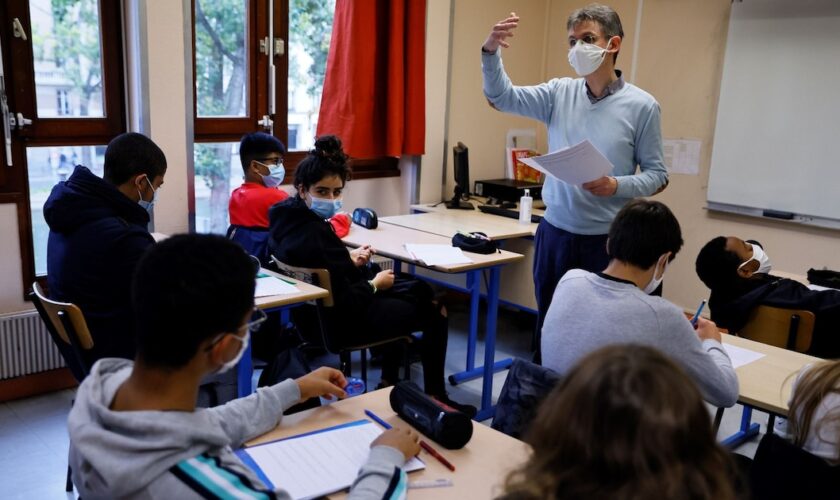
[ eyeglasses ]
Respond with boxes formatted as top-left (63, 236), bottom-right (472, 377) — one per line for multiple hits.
top-left (207, 307), bottom-right (267, 348)
top-left (568, 34), bottom-right (606, 47)
top-left (256, 157), bottom-right (284, 167)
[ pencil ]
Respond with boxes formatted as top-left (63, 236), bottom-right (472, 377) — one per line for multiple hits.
top-left (364, 409), bottom-right (456, 472)
top-left (690, 299), bottom-right (707, 327)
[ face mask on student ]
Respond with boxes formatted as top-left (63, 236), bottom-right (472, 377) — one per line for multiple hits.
top-left (216, 330), bottom-right (250, 374)
top-left (309, 195), bottom-right (342, 219)
top-left (258, 161), bottom-right (285, 188)
top-left (739, 241), bottom-right (772, 275)
top-left (643, 255), bottom-right (669, 295)
top-left (567, 39), bottom-right (612, 77)
top-left (137, 175), bottom-right (158, 212)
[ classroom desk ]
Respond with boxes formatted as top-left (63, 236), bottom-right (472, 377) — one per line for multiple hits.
top-left (246, 388), bottom-right (530, 499)
top-left (342, 224), bottom-right (523, 420)
top-left (237, 270), bottom-right (329, 397)
top-left (381, 210), bottom-right (536, 240)
top-left (720, 334), bottom-right (819, 447)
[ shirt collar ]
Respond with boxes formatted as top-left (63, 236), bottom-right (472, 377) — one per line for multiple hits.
top-left (585, 70), bottom-right (625, 104)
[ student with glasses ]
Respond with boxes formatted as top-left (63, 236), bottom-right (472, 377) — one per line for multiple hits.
top-left (68, 234), bottom-right (422, 499)
top-left (229, 132), bottom-right (290, 231)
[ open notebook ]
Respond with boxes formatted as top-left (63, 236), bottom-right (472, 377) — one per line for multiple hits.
top-left (236, 419), bottom-right (425, 499)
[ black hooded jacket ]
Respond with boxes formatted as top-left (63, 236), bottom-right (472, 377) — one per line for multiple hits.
top-left (44, 166), bottom-right (154, 363)
top-left (709, 274), bottom-right (840, 358)
top-left (267, 196), bottom-right (375, 321)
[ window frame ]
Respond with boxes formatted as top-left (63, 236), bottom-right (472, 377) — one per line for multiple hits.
top-left (0, 0), bottom-right (127, 299)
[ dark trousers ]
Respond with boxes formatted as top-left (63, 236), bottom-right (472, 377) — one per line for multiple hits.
top-left (533, 219), bottom-right (610, 362)
top-left (364, 291), bottom-right (449, 396)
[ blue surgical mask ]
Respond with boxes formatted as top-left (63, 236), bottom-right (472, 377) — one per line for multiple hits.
top-left (137, 175), bottom-right (158, 212)
top-left (309, 195), bottom-right (342, 219)
top-left (257, 161), bottom-right (285, 188)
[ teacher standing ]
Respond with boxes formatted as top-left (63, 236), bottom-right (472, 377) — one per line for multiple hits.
top-left (481, 4), bottom-right (668, 360)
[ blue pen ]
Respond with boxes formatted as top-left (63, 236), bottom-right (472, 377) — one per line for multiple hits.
top-left (690, 299), bottom-right (707, 327)
top-left (365, 409), bottom-right (392, 429)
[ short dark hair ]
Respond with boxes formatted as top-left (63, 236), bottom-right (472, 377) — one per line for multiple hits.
top-left (293, 135), bottom-right (351, 192)
top-left (567, 3), bottom-right (624, 63)
top-left (132, 233), bottom-right (256, 368)
top-left (103, 133), bottom-right (167, 185)
top-left (696, 236), bottom-right (742, 292)
top-left (239, 132), bottom-right (286, 173)
top-left (607, 199), bottom-right (683, 269)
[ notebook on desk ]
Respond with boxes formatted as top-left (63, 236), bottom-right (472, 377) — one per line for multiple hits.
top-left (236, 419), bottom-right (425, 499)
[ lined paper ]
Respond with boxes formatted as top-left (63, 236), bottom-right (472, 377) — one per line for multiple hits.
top-left (254, 276), bottom-right (299, 297)
top-left (241, 420), bottom-right (424, 499)
top-left (519, 140), bottom-right (613, 186)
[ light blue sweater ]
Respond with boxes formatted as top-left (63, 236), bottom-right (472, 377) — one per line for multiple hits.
top-left (482, 51), bottom-right (668, 235)
top-left (542, 270), bottom-right (739, 408)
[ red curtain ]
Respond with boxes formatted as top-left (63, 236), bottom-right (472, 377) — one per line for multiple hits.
top-left (316, 0), bottom-right (426, 158)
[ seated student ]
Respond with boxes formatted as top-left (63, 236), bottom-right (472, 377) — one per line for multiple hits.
top-left (268, 135), bottom-right (475, 415)
top-left (499, 345), bottom-right (738, 500)
top-left (696, 236), bottom-right (840, 357)
top-left (776, 359), bottom-right (840, 463)
top-left (541, 199), bottom-right (739, 408)
top-left (229, 132), bottom-right (289, 230)
top-left (229, 132), bottom-right (352, 264)
top-left (44, 132), bottom-right (165, 364)
top-left (68, 233), bottom-right (421, 499)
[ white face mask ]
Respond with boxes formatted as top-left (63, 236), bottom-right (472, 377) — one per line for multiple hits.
top-left (643, 255), bottom-right (668, 295)
top-left (567, 39), bottom-right (611, 77)
top-left (215, 330), bottom-right (250, 374)
top-left (738, 243), bottom-right (772, 275)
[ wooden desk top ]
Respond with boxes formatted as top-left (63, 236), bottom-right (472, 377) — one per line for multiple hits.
top-left (343, 224), bottom-right (523, 273)
top-left (382, 211), bottom-right (536, 240)
top-left (255, 269), bottom-right (329, 310)
top-left (247, 388), bottom-right (530, 499)
top-left (723, 334), bottom-right (819, 415)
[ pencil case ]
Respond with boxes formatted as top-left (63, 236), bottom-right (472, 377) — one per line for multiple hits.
top-left (389, 381), bottom-right (473, 449)
top-left (451, 231), bottom-right (498, 254)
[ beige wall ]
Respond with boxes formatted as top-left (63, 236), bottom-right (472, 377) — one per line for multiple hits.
top-left (427, 0), bottom-right (840, 314)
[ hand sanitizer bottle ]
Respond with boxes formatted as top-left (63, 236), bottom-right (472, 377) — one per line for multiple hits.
top-left (519, 189), bottom-right (533, 224)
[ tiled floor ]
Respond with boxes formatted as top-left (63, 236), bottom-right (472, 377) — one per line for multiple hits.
top-left (0, 301), bottom-right (767, 499)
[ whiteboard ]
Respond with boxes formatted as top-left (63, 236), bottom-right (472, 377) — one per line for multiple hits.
top-left (707, 0), bottom-right (840, 228)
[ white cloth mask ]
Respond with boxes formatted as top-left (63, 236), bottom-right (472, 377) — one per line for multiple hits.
top-left (643, 256), bottom-right (668, 295)
top-left (738, 243), bottom-right (772, 275)
top-left (567, 39), bottom-right (611, 77)
top-left (216, 330), bottom-right (250, 374)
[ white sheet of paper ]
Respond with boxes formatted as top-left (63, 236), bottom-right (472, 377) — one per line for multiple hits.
top-left (242, 420), bottom-right (424, 500)
top-left (519, 140), bottom-right (613, 186)
top-left (254, 276), bottom-right (299, 297)
top-left (722, 342), bottom-right (766, 369)
top-left (404, 244), bottom-right (472, 266)
top-left (663, 138), bottom-right (702, 175)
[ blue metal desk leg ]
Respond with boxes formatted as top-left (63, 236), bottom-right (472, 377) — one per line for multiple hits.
top-left (465, 270), bottom-right (480, 372)
top-left (237, 341), bottom-right (254, 398)
top-left (237, 306), bottom-right (291, 398)
top-left (720, 406), bottom-right (761, 448)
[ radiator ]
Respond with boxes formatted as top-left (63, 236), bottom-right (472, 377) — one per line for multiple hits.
top-left (0, 310), bottom-right (65, 380)
top-left (371, 255), bottom-right (394, 271)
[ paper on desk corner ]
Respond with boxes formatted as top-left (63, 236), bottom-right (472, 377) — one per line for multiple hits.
top-left (404, 244), bottom-right (472, 266)
top-left (254, 276), bottom-right (299, 297)
top-left (519, 140), bottom-right (613, 186)
top-left (721, 342), bottom-right (766, 369)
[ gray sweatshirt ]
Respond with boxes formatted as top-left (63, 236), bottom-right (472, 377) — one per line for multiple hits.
top-left (68, 358), bottom-right (407, 499)
top-left (542, 270), bottom-right (739, 407)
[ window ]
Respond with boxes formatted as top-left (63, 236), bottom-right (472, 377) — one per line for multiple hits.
top-left (191, 0), bottom-right (394, 234)
top-left (0, 0), bottom-right (125, 294)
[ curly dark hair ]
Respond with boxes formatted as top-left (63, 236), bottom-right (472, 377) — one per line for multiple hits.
top-left (293, 135), bottom-right (351, 192)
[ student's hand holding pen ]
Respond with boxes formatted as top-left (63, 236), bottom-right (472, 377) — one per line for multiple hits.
top-left (371, 427), bottom-right (421, 461)
top-left (295, 367), bottom-right (347, 402)
top-left (694, 316), bottom-right (722, 344)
